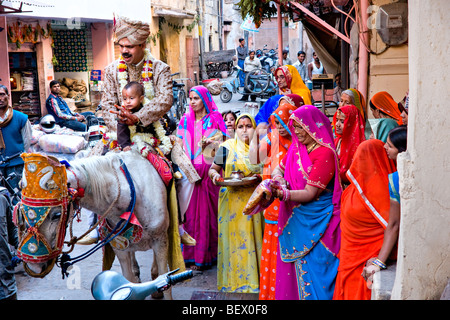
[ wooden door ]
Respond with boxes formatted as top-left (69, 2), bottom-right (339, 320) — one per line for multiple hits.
top-left (185, 36), bottom-right (199, 90)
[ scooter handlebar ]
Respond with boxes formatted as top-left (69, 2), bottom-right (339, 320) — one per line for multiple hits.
top-left (167, 270), bottom-right (193, 286)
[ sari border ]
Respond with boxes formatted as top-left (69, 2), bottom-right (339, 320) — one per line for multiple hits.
top-left (347, 169), bottom-right (388, 228)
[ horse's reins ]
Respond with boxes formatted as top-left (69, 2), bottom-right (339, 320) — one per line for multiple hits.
top-left (57, 158), bottom-right (136, 279)
top-left (63, 164), bottom-right (120, 252)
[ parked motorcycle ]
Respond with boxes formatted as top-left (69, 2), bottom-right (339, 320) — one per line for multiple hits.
top-left (257, 45), bottom-right (278, 73)
top-left (220, 66), bottom-right (277, 103)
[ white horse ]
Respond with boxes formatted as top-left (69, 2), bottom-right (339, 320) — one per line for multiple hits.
top-left (22, 150), bottom-right (174, 299)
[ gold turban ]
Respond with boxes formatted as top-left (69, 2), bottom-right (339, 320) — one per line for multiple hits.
top-left (114, 15), bottom-right (150, 45)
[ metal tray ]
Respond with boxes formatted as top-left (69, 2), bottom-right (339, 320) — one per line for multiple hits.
top-left (216, 176), bottom-right (260, 187)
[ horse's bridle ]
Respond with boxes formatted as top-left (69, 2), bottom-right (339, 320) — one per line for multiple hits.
top-left (13, 153), bottom-right (72, 278)
top-left (14, 196), bottom-right (70, 277)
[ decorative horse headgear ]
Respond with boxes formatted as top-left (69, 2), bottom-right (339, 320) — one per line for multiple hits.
top-left (14, 153), bottom-right (70, 277)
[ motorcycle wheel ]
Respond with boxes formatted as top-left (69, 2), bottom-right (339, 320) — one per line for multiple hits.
top-left (220, 89), bottom-right (232, 103)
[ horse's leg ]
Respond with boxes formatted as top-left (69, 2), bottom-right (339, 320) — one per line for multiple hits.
top-left (131, 252), bottom-right (140, 280)
top-left (151, 250), bottom-right (158, 280)
top-left (115, 250), bottom-right (141, 283)
top-left (152, 234), bottom-right (172, 300)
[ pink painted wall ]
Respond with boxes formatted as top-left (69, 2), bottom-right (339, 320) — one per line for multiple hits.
top-left (0, 17), bottom-right (11, 93)
top-left (91, 22), bottom-right (115, 77)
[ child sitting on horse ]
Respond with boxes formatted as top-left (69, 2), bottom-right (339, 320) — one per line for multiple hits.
top-left (110, 82), bottom-right (196, 247)
top-left (113, 81), bottom-right (175, 153)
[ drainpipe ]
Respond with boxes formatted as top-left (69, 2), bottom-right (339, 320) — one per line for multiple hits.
top-left (358, 0), bottom-right (369, 101)
top-left (277, 3), bottom-right (283, 64)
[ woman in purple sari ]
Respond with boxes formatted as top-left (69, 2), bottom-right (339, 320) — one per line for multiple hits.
top-left (271, 105), bottom-right (342, 299)
top-left (176, 85), bottom-right (227, 270)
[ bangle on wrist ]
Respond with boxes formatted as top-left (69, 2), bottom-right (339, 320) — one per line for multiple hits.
top-left (371, 258), bottom-right (387, 269)
top-left (281, 187), bottom-right (291, 202)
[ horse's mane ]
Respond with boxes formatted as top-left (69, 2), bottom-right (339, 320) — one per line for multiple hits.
top-left (70, 152), bottom-right (122, 203)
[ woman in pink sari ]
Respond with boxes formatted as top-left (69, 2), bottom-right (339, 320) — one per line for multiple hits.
top-left (176, 85), bottom-right (227, 270)
top-left (271, 105), bottom-right (342, 299)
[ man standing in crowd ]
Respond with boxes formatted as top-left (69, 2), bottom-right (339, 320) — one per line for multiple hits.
top-left (308, 51), bottom-right (327, 80)
top-left (239, 50), bottom-right (262, 102)
top-left (275, 49), bottom-right (293, 70)
top-left (236, 38), bottom-right (248, 88)
top-left (0, 84), bottom-right (31, 300)
top-left (293, 50), bottom-right (308, 81)
top-left (0, 84), bottom-right (31, 197)
top-left (45, 80), bottom-right (94, 131)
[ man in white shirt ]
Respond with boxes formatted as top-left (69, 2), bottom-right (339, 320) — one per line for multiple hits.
top-left (239, 50), bottom-right (262, 102)
top-left (308, 51), bottom-right (326, 80)
top-left (293, 50), bottom-right (308, 81)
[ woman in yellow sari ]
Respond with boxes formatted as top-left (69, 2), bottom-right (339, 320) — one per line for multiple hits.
top-left (209, 113), bottom-right (264, 293)
top-left (275, 65), bottom-right (312, 105)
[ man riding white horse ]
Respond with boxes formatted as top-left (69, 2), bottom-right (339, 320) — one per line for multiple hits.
top-left (98, 15), bottom-right (197, 247)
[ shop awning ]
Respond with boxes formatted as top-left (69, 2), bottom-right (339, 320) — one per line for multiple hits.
top-left (0, 0), bottom-right (53, 14)
top-left (153, 6), bottom-right (196, 19)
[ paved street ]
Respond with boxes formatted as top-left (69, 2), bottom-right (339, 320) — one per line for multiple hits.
top-left (15, 208), bottom-right (217, 300)
top-left (14, 83), bottom-right (267, 301)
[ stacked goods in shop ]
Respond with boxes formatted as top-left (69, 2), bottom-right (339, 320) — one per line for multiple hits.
top-left (58, 77), bottom-right (92, 108)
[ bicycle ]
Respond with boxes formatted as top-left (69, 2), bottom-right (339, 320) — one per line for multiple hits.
top-left (170, 73), bottom-right (191, 121)
top-left (0, 152), bottom-right (23, 206)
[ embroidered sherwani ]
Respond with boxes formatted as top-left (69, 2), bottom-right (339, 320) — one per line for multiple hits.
top-left (101, 54), bottom-right (173, 132)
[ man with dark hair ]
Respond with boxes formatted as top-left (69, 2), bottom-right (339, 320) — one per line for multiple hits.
top-left (45, 80), bottom-right (94, 131)
top-left (0, 84), bottom-right (30, 300)
top-left (275, 49), bottom-right (293, 69)
top-left (0, 84), bottom-right (31, 194)
top-left (236, 38), bottom-right (248, 88)
top-left (293, 50), bottom-right (308, 81)
top-left (308, 51), bottom-right (326, 80)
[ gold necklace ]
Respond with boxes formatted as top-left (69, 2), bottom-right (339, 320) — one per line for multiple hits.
top-left (307, 142), bottom-right (318, 153)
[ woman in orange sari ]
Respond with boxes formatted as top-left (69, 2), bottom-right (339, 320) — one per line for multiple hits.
top-left (332, 105), bottom-right (366, 186)
top-left (333, 139), bottom-right (396, 300)
top-left (369, 91), bottom-right (403, 125)
top-left (250, 96), bottom-right (298, 300)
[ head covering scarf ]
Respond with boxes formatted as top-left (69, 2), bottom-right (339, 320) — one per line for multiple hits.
top-left (370, 91), bottom-right (403, 125)
top-left (375, 118), bottom-right (399, 143)
top-left (223, 113), bottom-right (261, 176)
top-left (332, 105), bottom-right (366, 184)
top-left (278, 93), bottom-right (304, 109)
top-left (283, 105), bottom-right (342, 254)
top-left (342, 89), bottom-right (367, 120)
top-left (177, 85), bottom-right (227, 162)
top-left (114, 15), bottom-right (150, 45)
top-left (341, 88), bottom-right (373, 139)
top-left (345, 139), bottom-right (396, 227)
top-left (334, 139), bottom-right (396, 300)
top-left (254, 94), bottom-right (283, 126)
top-left (397, 91), bottom-right (409, 114)
top-left (275, 65), bottom-right (312, 105)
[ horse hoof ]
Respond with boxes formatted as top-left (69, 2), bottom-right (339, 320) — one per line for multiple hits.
top-left (151, 291), bottom-right (164, 299)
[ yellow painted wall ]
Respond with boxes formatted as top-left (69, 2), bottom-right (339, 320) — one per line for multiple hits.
top-left (368, 0), bottom-right (409, 103)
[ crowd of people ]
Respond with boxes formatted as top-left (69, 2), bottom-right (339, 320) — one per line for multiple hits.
top-left (174, 57), bottom-right (409, 300)
top-left (0, 14), bottom-right (410, 301)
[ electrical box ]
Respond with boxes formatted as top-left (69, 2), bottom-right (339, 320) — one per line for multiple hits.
top-left (376, 2), bottom-right (408, 46)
